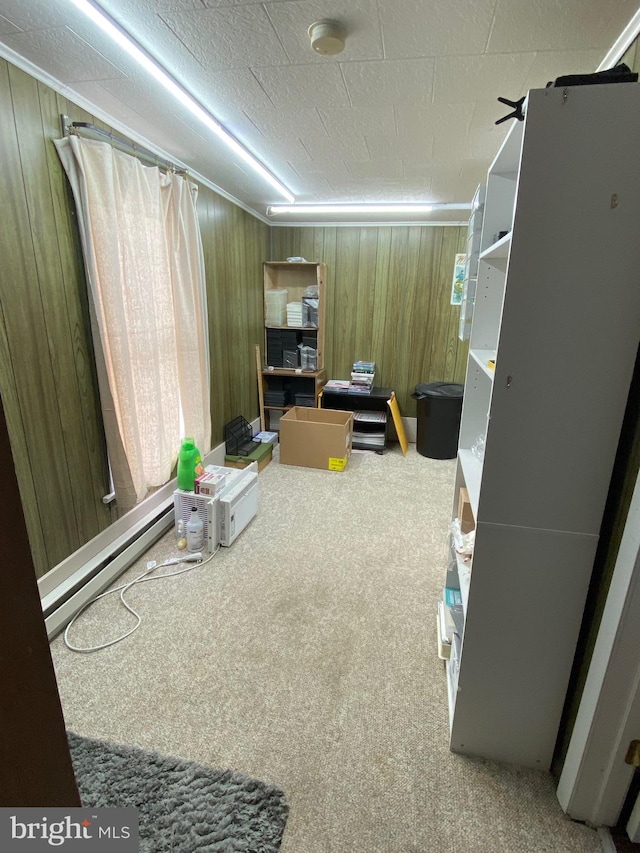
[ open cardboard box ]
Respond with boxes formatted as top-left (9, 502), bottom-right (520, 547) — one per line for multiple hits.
top-left (279, 407), bottom-right (353, 471)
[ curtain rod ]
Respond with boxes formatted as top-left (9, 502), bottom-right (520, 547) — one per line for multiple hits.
top-left (60, 114), bottom-right (186, 175)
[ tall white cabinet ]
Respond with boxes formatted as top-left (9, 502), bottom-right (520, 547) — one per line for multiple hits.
top-left (446, 83), bottom-right (640, 769)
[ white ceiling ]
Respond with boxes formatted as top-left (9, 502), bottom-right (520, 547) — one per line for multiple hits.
top-left (0, 0), bottom-right (638, 224)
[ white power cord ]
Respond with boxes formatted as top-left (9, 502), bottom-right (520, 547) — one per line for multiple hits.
top-left (63, 547), bottom-right (219, 653)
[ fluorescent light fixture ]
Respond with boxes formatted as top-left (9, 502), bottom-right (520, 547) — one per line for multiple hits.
top-left (268, 203), bottom-right (436, 215)
top-left (68, 0), bottom-right (295, 203)
top-left (597, 7), bottom-right (640, 71)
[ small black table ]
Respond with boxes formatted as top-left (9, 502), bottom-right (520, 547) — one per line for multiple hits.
top-left (320, 386), bottom-right (393, 452)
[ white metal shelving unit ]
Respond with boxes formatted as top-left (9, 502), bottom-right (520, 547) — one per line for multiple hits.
top-left (443, 83), bottom-right (640, 769)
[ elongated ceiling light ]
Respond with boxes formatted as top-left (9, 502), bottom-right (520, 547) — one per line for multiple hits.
top-left (69, 0), bottom-right (295, 202)
top-left (268, 203), bottom-right (437, 215)
top-left (267, 202), bottom-right (471, 217)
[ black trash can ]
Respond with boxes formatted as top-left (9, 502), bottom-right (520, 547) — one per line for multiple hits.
top-left (413, 382), bottom-right (464, 459)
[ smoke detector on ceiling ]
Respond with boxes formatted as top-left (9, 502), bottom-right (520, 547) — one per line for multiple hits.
top-left (308, 20), bottom-right (347, 56)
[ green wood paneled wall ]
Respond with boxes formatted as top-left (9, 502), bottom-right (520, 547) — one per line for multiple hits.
top-left (0, 59), bottom-right (268, 577)
top-left (198, 189), bottom-right (269, 442)
top-left (0, 60), bottom-right (114, 577)
top-left (271, 226), bottom-right (469, 413)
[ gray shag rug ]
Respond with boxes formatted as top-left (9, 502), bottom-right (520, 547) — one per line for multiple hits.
top-left (68, 731), bottom-right (288, 852)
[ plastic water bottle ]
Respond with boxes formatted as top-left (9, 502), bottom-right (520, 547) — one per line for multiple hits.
top-left (186, 507), bottom-right (204, 552)
top-left (176, 519), bottom-right (187, 550)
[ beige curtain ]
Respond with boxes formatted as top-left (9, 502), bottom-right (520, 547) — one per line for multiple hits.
top-left (55, 135), bottom-right (211, 512)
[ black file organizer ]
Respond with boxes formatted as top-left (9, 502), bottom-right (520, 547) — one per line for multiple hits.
top-left (224, 416), bottom-right (260, 457)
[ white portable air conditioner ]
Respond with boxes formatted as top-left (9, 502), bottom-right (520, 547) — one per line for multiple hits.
top-left (218, 470), bottom-right (258, 546)
top-left (173, 462), bottom-right (258, 550)
top-left (173, 491), bottom-right (219, 553)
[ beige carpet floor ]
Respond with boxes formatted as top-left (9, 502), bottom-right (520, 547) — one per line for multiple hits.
top-left (51, 444), bottom-right (602, 853)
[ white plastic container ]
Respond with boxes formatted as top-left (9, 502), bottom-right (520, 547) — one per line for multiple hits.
top-left (186, 506), bottom-right (204, 552)
top-left (265, 289), bottom-right (287, 325)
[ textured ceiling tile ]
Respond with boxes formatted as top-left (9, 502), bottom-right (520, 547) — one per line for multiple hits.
top-left (240, 106), bottom-right (328, 142)
top-left (487, 0), bottom-right (639, 54)
top-left (251, 64), bottom-right (351, 109)
top-left (433, 53), bottom-right (536, 104)
top-left (324, 179), bottom-right (416, 200)
top-left (396, 102), bottom-right (474, 140)
top-left (187, 68), bottom-right (274, 126)
top-left (432, 131), bottom-right (474, 162)
top-left (342, 58), bottom-right (435, 107)
top-left (300, 134), bottom-right (370, 165)
top-left (402, 160), bottom-right (434, 187)
top-left (265, 0), bottom-right (383, 64)
top-left (1, 27), bottom-right (126, 83)
top-left (102, 0), bottom-right (205, 13)
top-left (287, 155), bottom-right (351, 179)
top-left (285, 174), bottom-right (335, 199)
top-left (300, 131), bottom-right (369, 161)
top-left (311, 177), bottom-right (370, 198)
top-left (255, 159), bottom-right (303, 193)
top-left (0, 15), bottom-right (21, 36)
top-left (318, 105), bottom-right (395, 139)
top-left (0, 0), bottom-right (71, 30)
top-left (365, 133), bottom-right (432, 161)
top-left (379, 0), bottom-right (496, 59)
top-left (470, 99), bottom-right (509, 133)
top-left (429, 160), bottom-right (463, 202)
top-left (161, 5), bottom-right (289, 70)
top-left (246, 135), bottom-right (313, 169)
top-left (344, 158), bottom-right (404, 181)
top-left (469, 127), bottom-right (507, 161)
top-left (98, 74), bottom-right (180, 116)
top-left (70, 81), bottom-right (140, 121)
top-left (94, 1), bottom-right (215, 85)
top-left (202, 0), bottom-right (290, 6)
top-left (457, 159), bottom-right (491, 200)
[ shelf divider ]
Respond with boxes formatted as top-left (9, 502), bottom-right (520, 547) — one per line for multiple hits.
top-left (470, 349), bottom-right (496, 379)
top-left (480, 231), bottom-right (511, 261)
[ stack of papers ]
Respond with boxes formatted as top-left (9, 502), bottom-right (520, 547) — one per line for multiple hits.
top-left (286, 301), bottom-right (303, 327)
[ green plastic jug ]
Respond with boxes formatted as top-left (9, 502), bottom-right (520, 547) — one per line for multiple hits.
top-left (177, 437), bottom-right (202, 491)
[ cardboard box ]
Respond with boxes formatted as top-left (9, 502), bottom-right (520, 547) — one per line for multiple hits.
top-left (458, 486), bottom-right (475, 534)
top-left (279, 407), bottom-right (353, 471)
top-left (195, 471), bottom-right (227, 496)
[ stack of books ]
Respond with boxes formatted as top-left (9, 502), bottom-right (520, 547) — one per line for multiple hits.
top-left (324, 379), bottom-right (351, 392)
top-left (349, 361), bottom-right (376, 395)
